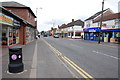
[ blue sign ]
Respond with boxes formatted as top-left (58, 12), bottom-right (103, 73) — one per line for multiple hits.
top-left (102, 28), bottom-right (120, 32)
top-left (84, 27), bottom-right (100, 32)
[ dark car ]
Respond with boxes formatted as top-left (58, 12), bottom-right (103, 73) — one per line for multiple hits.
top-left (43, 34), bottom-right (47, 37)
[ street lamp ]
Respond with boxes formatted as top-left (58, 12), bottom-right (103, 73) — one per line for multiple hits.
top-left (36, 7), bottom-right (42, 21)
top-left (98, 0), bottom-right (104, 44)
top-left (35, 7), bottom-right (42, 38)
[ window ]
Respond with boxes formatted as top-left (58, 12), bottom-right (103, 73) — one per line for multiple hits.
top-left (86, 23), bottom-right (90, 28)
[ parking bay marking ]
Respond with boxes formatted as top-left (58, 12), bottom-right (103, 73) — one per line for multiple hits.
top-left (42, 38), bottom-right (95, 80)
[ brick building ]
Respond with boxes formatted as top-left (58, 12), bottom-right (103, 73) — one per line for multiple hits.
top-left (0, 6), bottom-right (27, 47)
top-left (1, 1), bottom-right (37, 46)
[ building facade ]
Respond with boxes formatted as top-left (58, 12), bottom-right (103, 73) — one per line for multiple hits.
top-left (1, 1), bottom-right (36, 47)
top-left (93, 13), bottom-right (120, 43)
top-left (83, 8), bottom-right (115, 42)
top-left (0, 6), bottom-right (27, 47)
top-left (67, 19), bottom-right (84, 39)
top-left (58, 19), bottom-right (84, 39)
top-left (84, 8), bottom-right (120, 43)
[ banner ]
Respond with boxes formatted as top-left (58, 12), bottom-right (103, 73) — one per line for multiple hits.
top-left (0, 13), bottom-right (13, 26)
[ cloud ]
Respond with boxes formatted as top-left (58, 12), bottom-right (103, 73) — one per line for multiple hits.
top-left (0, 0), bottom-right (119, 32)
top-left (44, 19), bottom-right (67, 26)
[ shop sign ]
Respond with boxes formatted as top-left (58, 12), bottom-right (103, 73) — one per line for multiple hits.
top-left (89, 29), bottom-right (96, 32)
top-left (0, 13), bottom-right (13, 26)
top-left (13, 19), bottom-right (20, 27)
top-left (102, 24), bottom-right (107, 27)
top-left (84, 27), bottom-right (100, 32)
top-left (101, 25), bottom-right (118, 30)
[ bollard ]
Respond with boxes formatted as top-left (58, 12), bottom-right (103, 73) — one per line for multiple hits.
top-left (8, 46), bottom-right (24, 73)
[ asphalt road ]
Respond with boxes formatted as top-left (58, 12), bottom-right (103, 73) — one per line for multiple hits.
top-left (43, 37), bottom-right (119, 79)
top-left (2, 36), bottom-right (119, 80)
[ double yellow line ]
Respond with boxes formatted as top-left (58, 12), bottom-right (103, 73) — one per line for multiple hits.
top-left (41, 38), bottom-right (95, 80)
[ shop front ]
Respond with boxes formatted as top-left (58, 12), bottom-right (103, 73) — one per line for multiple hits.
top-left (83, 27), bottom-right (100, 41)
top-left (68, 31), bottom-right (73, 38)
top-left (102, 28), bottom-right (120, 43)
top-left (0, 12), bottom-right (20, 47)
top-left (26, 26), bottom-right (35, 44)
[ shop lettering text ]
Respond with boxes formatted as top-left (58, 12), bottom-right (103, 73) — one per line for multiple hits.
top-left (0, 13), bottom-right (13, 26)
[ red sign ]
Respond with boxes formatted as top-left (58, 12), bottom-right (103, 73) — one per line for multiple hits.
top-left (102, 24), bottom-right (107, 27)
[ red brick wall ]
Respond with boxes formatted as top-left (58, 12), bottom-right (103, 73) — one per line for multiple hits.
top-left (6, 8), bottom-right (35, 26)
top-left (26, 10), bottom-right (35, 26)
top-left (19, 23), bottom-right (26, 45)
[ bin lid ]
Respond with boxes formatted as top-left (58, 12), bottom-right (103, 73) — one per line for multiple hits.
top-left (9, 46), bottom-right (22, 50)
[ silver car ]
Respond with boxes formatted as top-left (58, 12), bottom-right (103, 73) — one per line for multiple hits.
top-left (54, 34), bottom-right (59, 38)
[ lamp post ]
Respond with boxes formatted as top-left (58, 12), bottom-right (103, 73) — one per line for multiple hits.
top-left (98, 0), bottom-right (104, 44)
top-left (36, 7), bottom-right (42, 22)
top-left (35, 7), bottom-right (42, 37)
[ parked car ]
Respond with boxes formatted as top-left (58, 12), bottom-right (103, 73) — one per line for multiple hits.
top-left (72, 36), bottom-right (81, 39)
top-left (43, 34), bottom-right (48, 37)
top-left (54, 34), bottom-right (59, 38)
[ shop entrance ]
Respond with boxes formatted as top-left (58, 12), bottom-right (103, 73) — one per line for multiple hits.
top-left (13, 28), bottom-right (19, 44)
top-left (2, 27), bottom-right (8, 46)
top-left (13, 29), bottom-right (16, 44)
top-left (108, 32), bottom-right (112, 42)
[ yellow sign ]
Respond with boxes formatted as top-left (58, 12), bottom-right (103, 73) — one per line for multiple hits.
top-left (0, 13), bottom-right (13, 26)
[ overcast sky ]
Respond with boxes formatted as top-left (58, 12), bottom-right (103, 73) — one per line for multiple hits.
top-left (0, 0), bottom-right (119, 31)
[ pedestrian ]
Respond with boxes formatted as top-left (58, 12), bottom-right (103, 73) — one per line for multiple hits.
top-left (116, 32), bottom-right (120, 43)
top-left (38, 34), bottom-right (40, 38)
top-left (62, 35), bottom-right (63, 38)
top-left (81, 35), bottom-right (83, 39)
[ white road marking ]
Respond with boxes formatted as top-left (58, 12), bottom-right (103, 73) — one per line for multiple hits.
top-left (92, 50), bottom-right (119, 60)
top-left (30, 41), bottom-right (37, 78)
top-left (99, 44), bottom-right (118, 48)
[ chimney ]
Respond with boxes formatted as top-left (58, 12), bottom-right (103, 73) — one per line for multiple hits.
top-left (72, 19), bottom-right (74, 25)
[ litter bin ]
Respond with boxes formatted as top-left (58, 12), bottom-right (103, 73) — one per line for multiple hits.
top-left (8, 46), bottom-right (24, 73)
top-left (104, 37), bottom-right (108, 42)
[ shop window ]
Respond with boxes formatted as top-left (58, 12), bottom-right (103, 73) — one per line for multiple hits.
top-left (86, 24), bottom-right (90, 28)
top-left (9, 31), bottom-right (13, 45)
top-left (2, 28), bottom-right (8, 46)
top-left (9, 28), bottom-right (13, 45)
top-left (75, 33), bottom-right (81, 36)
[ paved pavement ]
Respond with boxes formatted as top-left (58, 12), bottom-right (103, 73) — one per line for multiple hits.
top-left (1, 37), bottom-right (119, 80)
top-left (2, 41), bottom-right (36, 78)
